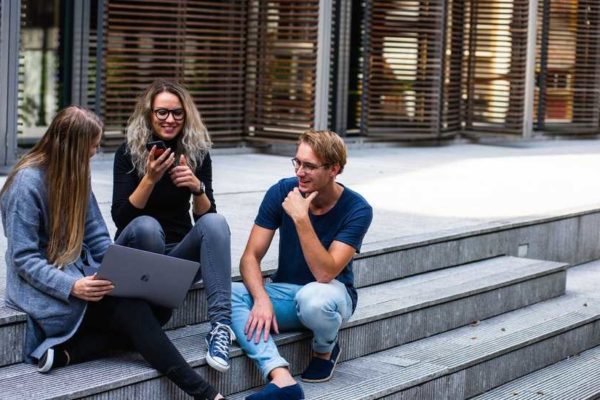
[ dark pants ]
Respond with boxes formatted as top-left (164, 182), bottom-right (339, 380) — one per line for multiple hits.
top-left (60, 296), bottom-right (218, 400)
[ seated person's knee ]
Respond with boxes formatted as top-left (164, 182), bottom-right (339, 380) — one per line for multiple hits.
top-left (193, 213), bottom-right (230, 239)
top-left (126, 216), bottom-right (164, 251)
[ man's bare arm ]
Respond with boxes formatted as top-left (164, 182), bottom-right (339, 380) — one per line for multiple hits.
top-left (240, 224), bottom-right (278, 343)
top-left (297, 221), bottom-right (356, 282)
top-left (283, 188), bottom-right (356, 282)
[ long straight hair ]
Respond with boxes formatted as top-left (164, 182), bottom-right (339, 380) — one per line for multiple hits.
top-left (126, 79), bottom-right (211, 176)
top-left (1, 106), bottom-right (103, 267)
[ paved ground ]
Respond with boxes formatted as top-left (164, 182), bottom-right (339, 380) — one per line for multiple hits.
top-left (2, 139), bottom-right (600, 294)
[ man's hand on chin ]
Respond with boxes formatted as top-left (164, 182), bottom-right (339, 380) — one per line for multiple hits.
top-left (283, 187), bottom-right (318, 222)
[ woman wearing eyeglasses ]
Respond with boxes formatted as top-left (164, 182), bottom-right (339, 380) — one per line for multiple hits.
top-left (111, 79), bottom-right (234, 373)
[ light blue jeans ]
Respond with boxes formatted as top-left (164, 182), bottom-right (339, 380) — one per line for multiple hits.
top-left (231, 279), bottom-right (353, 380)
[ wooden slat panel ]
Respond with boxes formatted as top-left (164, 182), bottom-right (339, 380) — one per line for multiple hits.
top-left (535, 0), bottom-right (600, 134)
top-left (463, 0), bottom-right (529, 134)
top-left (104, 0), bottom-right (247, 143)
top-left (363, 0), bottom-right (446, 138)
top-left (442, 0), bottom-right (466, 132)
top-left (87, 0), bottom-right (101, 115)
top-left (245, 0), bottom-right (319, 141)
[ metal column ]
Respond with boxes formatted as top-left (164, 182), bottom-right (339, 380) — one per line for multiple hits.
top-left (314, 0), bottom-right (333, 131)
top-left (71, 0), bottom-right (91, 106)
top-left (332, 0), bottom-right (352, 136)
top-left (523, 0), bottom-right (539, 138)
top-left (0, 0), bottom-right (20, 170)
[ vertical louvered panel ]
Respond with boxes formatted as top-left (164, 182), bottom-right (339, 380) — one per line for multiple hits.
top-left (363, 0), bottom-right (446, 138)
top-left (442, 0), bottom-right (464, 133)
top-left (87, 0), bottom-right (99, 112)
top-left (464, 0), bottom-right (529, 134)
top-left (535, 0), bottom-right (600, 134)
top-left (104, 0), bottom-right (247, 143)
top-left (184, 1), bottom-right (247, 142)
top-left (328, 0), bottom-right (339, 133)
top-left (245, 0), bottom-right (319, 141)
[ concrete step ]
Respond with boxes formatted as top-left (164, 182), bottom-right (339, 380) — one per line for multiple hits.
top-left (231, 293), bottom-right (600, 399)
top-left (0, 305), bottom-right (25, 367)
top-left (0, 215), bottom-right (572, 366)
top-left (4, 202), bottom-right (594, 369)
top-left (2, 219), bottom-right (524, 366)
top-left (471, 345), bottom-right (600, 400)
top-left (0, 256), bottom-right (567, 398)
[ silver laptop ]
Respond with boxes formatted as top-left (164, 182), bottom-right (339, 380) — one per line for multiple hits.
top-left (97, 244), bottom-right (200, 309)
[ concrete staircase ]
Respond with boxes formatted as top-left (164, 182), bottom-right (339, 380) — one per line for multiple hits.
top-left (0, 214), bottom-right (600, 399)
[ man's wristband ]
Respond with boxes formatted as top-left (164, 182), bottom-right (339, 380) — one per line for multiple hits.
top-left (191, 181), bottom-right (205, 196)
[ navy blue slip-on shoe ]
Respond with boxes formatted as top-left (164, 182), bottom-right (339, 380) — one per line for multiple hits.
top-left (245, 383), bottom-right (305, 400)
top-left (300, 341), bottom-right (341, 383)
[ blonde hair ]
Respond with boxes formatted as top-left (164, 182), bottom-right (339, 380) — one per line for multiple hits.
top-left (298, 129), bottom-right (347, 174)
top-left (125, 79), bottom-right (211, 176)
top-left (1, 106), bottom-right (103, 267)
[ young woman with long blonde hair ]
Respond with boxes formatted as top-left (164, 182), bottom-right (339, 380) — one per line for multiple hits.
top-left (1, 106), bottom-right (226, 400)
top-left (111, 79), bottom-right (234, 372)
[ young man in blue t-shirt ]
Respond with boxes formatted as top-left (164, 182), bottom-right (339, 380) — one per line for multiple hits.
top-left (231, 130), bottom-right (373, 400)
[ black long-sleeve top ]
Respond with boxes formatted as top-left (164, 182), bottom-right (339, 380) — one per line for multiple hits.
top-left (111, 141), bottom-right (216, 244)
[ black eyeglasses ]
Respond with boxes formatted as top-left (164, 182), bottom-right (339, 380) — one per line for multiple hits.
top-left (291, 158), bottom-right (330, 173)
top-left (153, 108), bottom-right (185, 121)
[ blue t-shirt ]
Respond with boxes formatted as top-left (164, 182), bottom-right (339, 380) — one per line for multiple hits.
top-left (255, 177), bottom-right (373, 311)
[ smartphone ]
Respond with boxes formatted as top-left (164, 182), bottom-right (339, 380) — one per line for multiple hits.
top-left (145, 140), bottom-right (167, 157)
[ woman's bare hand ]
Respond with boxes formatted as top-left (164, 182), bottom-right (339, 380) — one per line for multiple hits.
top-left (169, 155), bottom-right (202, 192)
top-left (71, 275), bottom-right (114, 302)
top-left (145, 146), bottom-right (175, 184)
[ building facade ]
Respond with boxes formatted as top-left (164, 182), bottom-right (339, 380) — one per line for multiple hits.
top-left (1, 0), bottom-right (599, 166)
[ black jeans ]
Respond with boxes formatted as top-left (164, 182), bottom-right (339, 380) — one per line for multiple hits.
top-left (60, 296), bottom-right (218, 400)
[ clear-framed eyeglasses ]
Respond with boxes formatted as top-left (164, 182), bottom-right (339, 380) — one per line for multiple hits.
top-left (291, 158), bottom-right (330, 173)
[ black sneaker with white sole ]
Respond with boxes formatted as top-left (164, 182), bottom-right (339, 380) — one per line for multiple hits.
top-left (37, 348), bottom-right (69, 373)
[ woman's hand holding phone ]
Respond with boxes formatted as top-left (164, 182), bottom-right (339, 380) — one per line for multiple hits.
top-left (145, 144), bottom-right (175, 184)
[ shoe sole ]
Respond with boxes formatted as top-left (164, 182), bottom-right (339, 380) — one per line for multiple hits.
top-left (300, 345), bottom-right (342, 383)
top-left (205, 338), bottom-right (230, 373)
top-left (37, 348), bottom-right (54, 374)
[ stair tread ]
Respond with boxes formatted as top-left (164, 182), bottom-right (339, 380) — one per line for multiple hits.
top-left (0, 256), bottom-right (565, 330)
top-left (352, 257), bottom-right (564, 324)
top-left (471, 345), bottom-right (600, 400)
top-left (0, 302), bottom-right (25, 324)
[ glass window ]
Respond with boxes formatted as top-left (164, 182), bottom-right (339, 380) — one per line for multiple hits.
top-left (19, 0), bottom-right (61, 143)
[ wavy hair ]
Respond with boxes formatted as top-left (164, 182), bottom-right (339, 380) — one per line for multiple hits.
top-left (1, 106), bottom-right (103, 267)
top-left (298, 129), bottom-right (347, 174)
top-left (125, 79), bottom-right (211, 176)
